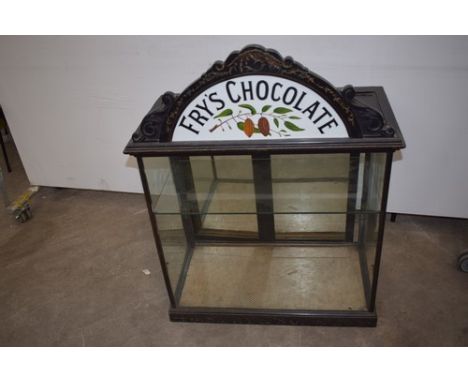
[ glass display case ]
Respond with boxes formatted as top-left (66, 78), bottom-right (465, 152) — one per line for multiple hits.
top-left (124, 46), bottom-right (405, 326)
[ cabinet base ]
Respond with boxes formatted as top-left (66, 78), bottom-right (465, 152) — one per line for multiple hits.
top-left (169, 308), bottom-right (377, 327)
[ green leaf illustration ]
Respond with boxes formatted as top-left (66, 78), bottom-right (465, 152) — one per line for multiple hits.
top-left (214, 109), bottom-right (233, 118)
top-left (237, 122), bottom-right (244, 131)
top-left (239, 104), bottom-right (257, 115)
top-left (261, 105), bottom-right (271, 112)
top-left (289, 116), bottom-right (301, 119)
top-left (284, 121), bottom-right (304, 132)
top-left (273, 107), bottom-right (292, 114)
top-left (274, 118), bottom-right (279, 128)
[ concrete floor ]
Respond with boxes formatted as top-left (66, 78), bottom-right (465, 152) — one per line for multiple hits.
top-left (1, 139), bottom-right (468, 346)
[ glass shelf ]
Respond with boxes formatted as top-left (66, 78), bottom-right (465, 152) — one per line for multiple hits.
top-left (151, 176), bottom-right (381, 215)
top-left (144, 154), bottom-right (386, 216)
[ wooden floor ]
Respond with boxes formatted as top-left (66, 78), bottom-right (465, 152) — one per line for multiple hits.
top-left (179, 245), bottom-right (367, 311)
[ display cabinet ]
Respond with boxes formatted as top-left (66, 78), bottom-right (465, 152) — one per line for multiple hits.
top-left (124, 45), bottom-right (405, 326)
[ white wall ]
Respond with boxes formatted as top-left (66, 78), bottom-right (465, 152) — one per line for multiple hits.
top-left (0, 36), bottom-right (467, 218)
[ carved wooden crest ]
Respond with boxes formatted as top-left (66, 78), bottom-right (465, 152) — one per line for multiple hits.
top-left (132, 45), bottom-right (392, 144)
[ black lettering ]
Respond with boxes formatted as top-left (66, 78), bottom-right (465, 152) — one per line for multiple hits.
top-left (271, 82), bottom-right (283, 101)
top-left (179, 116), bottom-right (199, 134)
top-left (318, 119), bottom-right (338, 134)
top-left (293, 91), bottom-right (306, 111)
top-left (282, 86), bottom-right (298, 105)
top-left (195, 97), bottom-right (214, 116)
top-left (313, 107), bottom-right (332, 124)
top-left (256, 80), bottom-right (269, 100)
top-left (208, 92), bottom-right (225, 110)
top-left (302, 101), bottom-right (319, 120)
top-left (226, 81), bottom-right (241, 103)
top-left (241, 81), bottom-right (254, 101)
top-left (188, 110), bottom-right (208, 127)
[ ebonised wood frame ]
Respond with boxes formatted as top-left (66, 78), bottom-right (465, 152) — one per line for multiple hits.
top-left (139, 150), bottom-right (392, 327)
top-left (125, 87), bottom-right (405, 156)
top-left (124, 46), bottom-right (405, 327)
top-left (131, 115), bottom-right (397, 327)
top-left (0, 105), bottom-right (12, 173)
top-left (169, 307), bottom-right (377, 327)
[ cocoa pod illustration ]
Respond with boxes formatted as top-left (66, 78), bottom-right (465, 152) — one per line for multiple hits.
top-left (244, 118), bottom-right (254, 137)
top-left (258, 117), bottom-right (270, 136)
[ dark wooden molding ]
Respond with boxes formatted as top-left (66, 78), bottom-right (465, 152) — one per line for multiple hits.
top-left (130, 45), bottom-right (368, 145)
top-left (341, 85), bottom-right (395, 138)
top-left (124, 60), bottom-right (405, 154)
top-left (165, 45), bottom-right (360, 140)
top-left (124, 86), bottom-right (405, 156)
top-left (131, 91), bottom-right (178, 143)
top-left (169, 307), bottom-right (377, 327)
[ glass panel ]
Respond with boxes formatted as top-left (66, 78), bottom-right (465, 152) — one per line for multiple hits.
top-left (157, 214), bottom-right (188, 292)
top-left (271, 153), bottom-right (350, 179)
top-left (142, 153), bottom-right (389, 312)
top-left (361, 153), bottom-right (388, 291)
top-left (151, 154), bottom-right (380, 215)
top-left (275, 214), bottom-right (346, 240)
top-left (143, 157), bottom-right (179, 215)
top-left (143, 157), bottom-right (172, 204)
top-left (190, 156), bottom-right (215, 209)
top-left (360, 212), bottom-right (380, 296)
top-left (142, 157), bottom-right (187, 293)
top-left (366, 153), bottom-right (387, 212)
top-left (192, 155), bottom-right (258, 236)
top-left (214, 155), bottom-right (253, 180)
top-left (271, 153), bottom-right (357, 240)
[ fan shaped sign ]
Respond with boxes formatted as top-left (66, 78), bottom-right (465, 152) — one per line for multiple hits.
top-left (172, 75), bottom-right (349, 141)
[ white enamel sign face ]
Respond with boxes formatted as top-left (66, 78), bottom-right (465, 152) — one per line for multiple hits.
top-left (172, 75), bottom-right (349, 141)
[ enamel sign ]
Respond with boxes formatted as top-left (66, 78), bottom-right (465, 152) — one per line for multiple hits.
top-left (172, 75), bottom-right (349, 141)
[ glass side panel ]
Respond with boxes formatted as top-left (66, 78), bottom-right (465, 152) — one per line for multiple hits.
top-left (362, 153), bottom-right (388, 291)
top-left (142, 157), bottom-right (187, 293)
top-left (157, 214), bottom-right (188, 293)
top-left (143, 157), bottom-right (179, 215)
top-left (141, 153), bottom-right (390, 312)
top-left (359, 212), bottom-right (380, 301)
top-left (366, 152), bottom-right (387, 212)
top-left (143, 157), bottom-right (172, 201)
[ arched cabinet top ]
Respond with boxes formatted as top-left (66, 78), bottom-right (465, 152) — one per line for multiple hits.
top-left (125, 45), bottom-right (404, 155)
